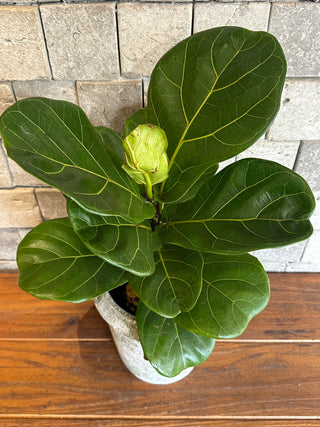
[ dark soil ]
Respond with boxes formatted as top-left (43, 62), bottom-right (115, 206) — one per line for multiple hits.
top-left (110, 283), bottom-right (139, 315)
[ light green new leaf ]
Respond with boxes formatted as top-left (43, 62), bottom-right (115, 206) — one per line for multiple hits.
top-left (136, 301), bottom-right (215, 377)
top-left (67, 199), bottom-right (161, 276)
top-left (0, 98), bottom-right (154, 223)
top-left (17, 218), bottom-right (127, 302)
top-left (175, 253), bottom-right (269, 339)
top-left (123, 108), bottom-right (148, 137)
top-left (129, 245), bottom-right (203, 318)
top-left (147, 27), bottom-right (286, 203)
top-left (160, 158), bottom-right (315, 254)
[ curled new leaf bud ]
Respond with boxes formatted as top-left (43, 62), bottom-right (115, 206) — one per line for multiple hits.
top-left (122, 124), bottom-right (169, 198)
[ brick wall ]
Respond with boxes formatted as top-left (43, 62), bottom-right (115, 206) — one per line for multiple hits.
top-left (0, 0), bottom-right (319, 272)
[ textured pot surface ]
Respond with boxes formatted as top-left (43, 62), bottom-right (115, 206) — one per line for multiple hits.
top-left (94, 292), bottom-right (193, 385)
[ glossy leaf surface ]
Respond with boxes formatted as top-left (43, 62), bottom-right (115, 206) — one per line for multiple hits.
top-left (129, 245), bottom-right (203, 317)
top-left (175, 253), bottom-right (269, 338)
top-left (0, 98), bottom-right (154, 223)
top-left (147, 27), bottom-right (286, 203)
top-left (17, 218), bottom-right (127, 302)
top-left (67, 199), bottom-right (161, 276)
top-left (95, 126), bottom-right (125, 162)
top-left (136, 301), bottom-right (215, 377)
top-left (161, 158), bottom-right (315, 254)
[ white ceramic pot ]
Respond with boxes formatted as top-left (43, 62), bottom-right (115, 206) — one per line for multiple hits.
top-left (94, 292), bottom-right (193, 385)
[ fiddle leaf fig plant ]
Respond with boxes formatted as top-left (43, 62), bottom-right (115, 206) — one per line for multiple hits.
top-left (0, 26), bottom-right (315, 378)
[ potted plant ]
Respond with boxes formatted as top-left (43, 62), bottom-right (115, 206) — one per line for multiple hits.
top-left (0, 27), bottom-right (315, 384)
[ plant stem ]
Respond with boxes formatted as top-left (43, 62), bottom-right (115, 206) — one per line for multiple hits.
top-left (143, 172), bottom-right (153, 199)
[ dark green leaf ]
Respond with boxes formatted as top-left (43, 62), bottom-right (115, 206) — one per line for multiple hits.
top-left (67, 199), bottom-right (161, 276)
top-left (160, 158), bottom-right (315, 253)
top-left (95, 126), bottom-right (125, 162)
top-left (123, 108), bottom-right (148, 137)
top-left (0, 98), bottom-right (154, 223)
top-left (136, 301), bottom-right (215, 377)
top-left (161, 164), bottom-right (219, 215)
top-left (147, 27), bottom-right (286, 203)
top-left (17, 218), bottom-right (126, 302)
top-left (175, 253), bottom-right (269, 338)
top-left (129, 245), bottom-right (203, 317)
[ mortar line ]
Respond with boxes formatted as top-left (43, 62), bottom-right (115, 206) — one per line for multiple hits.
top-left (9, 81), bottom-right (17, 103)
top-left (33, 187), bottom-right (45, 222)
top-left (0, 140), bottom-right (14, 188)
top-left (74, 80), bottom-right (81, 107)
top-left (191, 0), bottom-right (195, 35)
top-left (267, 1), bottom-right (273, 33)
top-left (115, 2), bottom-right (122, 78)
top-left (293, 140), bottom-right (303, 172)
top-left (141, 77), bottom-right (145, 109)
top-left (37, 5), bottom-right (54, 80)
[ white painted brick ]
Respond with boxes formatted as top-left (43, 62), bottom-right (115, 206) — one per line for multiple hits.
top-left (286, 261), bottom-right (320, 273)
top-left (0, 260), bottom-right (18, 271)
top-left (267, 80), bottom-right (320, 141)
top-left (0, 229), bottom-right (21, 260)
top-left (77, 80), bottom-right (142, 135)
top-left (0, 6), bottom-right (50, 80)
top-left (35, 188), bottom-right (67, 220)
top-left (7, 157), bottom-right (46, 187)
top-left (18, 228), bottom-right (32, 240)
top-left (253, 241), bottom-right (306, 264)
top-left (41, 3), bottom-right (119, 80)
top-left (194, 2), bottom-right (270, 33)
top-left (14, 80), bottom-right (77, 104)
top-left (295, 141), bottom-right (320, 193)
top-left (140, 0), bottom-right (190, 2)
top-left (118, 3), bottom-right (192, 77)
top-left (310, 192), bottom-right (320, 231)
top-left (0, 142), bottom-right (12, 188)
top-left (0, 83), bottom-right (14, 116)
top-left (294, 142), bottom-right (320, 228)
top-left (259, 260), bottom-right (286, 273)
top-left (237, 140), bottom-right (300, 170)
top-left (5, 0), bottom-right (56, 3)
top-left (143, 77), bottom-right (150, 108)
top-left (269, 3), bottom-right (320, 77)
top-left (196, 0), bottom-right (268, 2)
top-left (218, 157), bottom-right (236, 172)
top-left (0, 188), bottom-right (42, 228)
top-left (301, 230), bottom-right (320, 269)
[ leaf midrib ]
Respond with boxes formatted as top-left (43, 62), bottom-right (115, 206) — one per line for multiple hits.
top-left (5, 126), bottom-right (142, 201)
top-left (165, 31), bottom-right (251, 175)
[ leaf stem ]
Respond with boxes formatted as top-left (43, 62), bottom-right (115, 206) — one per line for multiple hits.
top-left (143, 172), bottom-right (153, 199)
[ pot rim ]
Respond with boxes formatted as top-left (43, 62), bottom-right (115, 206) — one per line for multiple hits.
top-left (94, 291), bottom-right (139, 340)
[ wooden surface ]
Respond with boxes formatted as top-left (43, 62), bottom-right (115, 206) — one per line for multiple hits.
top-left (0, 272), bottom-right (319, 426)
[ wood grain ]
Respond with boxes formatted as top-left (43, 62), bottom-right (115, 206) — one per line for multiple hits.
top-left (0, 340), bottom-right (320, 417)
top-left (0, 420), bottom-right (319, 427)
top-left (1, 272), bottom-right (320, 424)
top-left (1, 273), bottom-right (319, 340)
top-left (0, 273), bottom-right (109, 339)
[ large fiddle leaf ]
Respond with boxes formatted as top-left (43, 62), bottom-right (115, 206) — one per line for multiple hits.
top-left (136, 301), bottom-right (215, 377)
top-left (0, 98), bottom-right (154, 223)
top-left (95, 126), bottom-right (125, 162)
top-left (160, 158), bottom-right (315, 254)
top-left (67, 199), bottom-right (161, 276)
top-left (17, 218), bottom-right (127, 302)
top-left (175, 253), bottom-right (269, 339)
top-left (146, 27), bottom-right (286, 203)
top-left (129, 245), bottom-right (203, 318)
